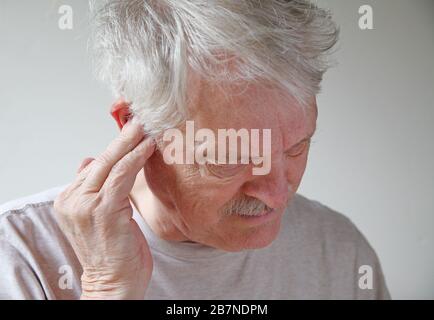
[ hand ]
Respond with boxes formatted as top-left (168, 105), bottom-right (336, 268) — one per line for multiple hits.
top-left (53, 119), bottom-right (156, 299)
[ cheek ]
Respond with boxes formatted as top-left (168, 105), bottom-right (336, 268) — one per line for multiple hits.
top-left (177, 173), bottom-right (247, 221)
top-left (144, 152), bottom-right (249, 223)
top-left (143, 152), bottom-right (175, 199)
top-left (287, 153), bottom-right (309, 191)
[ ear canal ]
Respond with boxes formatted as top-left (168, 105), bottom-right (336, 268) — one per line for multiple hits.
top-left (110, 100), bottom-right (132, 129)
top-left (121, 112), bottom-right (132, 126)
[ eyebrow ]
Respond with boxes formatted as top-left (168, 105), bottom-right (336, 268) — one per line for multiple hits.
top-left (199, 126), bottom-right (318, 164)
top-left (291, 125), bottom-right (317, 146)
top-left (233, 126), bottom-right (318, 163)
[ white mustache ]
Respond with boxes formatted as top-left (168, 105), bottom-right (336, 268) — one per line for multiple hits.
top-left (220, 186), bottom-right (292, 217)
top-left (220, 195), bottom-right (272, 217)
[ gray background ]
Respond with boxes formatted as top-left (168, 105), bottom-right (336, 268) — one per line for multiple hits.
top-left (0, 0), bottom-right (433, 299)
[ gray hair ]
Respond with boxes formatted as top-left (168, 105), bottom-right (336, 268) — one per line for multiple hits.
top-left (90, 0), bottom-right (339, 136)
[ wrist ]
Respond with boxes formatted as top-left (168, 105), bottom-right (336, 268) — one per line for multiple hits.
top-left (80, 270), bottom-right (146, 300)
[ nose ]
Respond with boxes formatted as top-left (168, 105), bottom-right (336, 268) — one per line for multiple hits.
top-left (241, 160), bottom-right (290, 209)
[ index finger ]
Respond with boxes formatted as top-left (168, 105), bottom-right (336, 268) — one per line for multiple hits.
top-left (82, 120), bottom-right (145, 192)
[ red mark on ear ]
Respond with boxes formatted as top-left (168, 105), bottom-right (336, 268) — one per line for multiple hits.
top-left (110, 100), bottom-right (132, 129)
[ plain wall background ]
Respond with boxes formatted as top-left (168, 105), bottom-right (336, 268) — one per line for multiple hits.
top-left (0, 0), bottom-right (433, 299)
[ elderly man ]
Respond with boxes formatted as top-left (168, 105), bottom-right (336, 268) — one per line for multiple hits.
top-left (0, 0), bottom-right (390, 299)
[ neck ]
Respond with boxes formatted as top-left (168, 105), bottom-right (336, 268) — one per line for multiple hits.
top-left (129, 170), bottom-right (190, 242)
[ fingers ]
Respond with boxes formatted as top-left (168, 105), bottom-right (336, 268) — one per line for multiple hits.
top-left (101, 136), bottom-right (156, 198)
top-left (83, 120), bottom-right (146, 192)
top-left (77, 157), bottom-right (95, 174)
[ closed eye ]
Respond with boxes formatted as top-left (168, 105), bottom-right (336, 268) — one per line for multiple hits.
top-left (285, 139), bottom-right (311, 158)
top-left (203, 163), bottom-right (248, 178)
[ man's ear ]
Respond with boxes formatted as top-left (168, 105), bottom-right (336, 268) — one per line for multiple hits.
top-left (110, 99), bottom-right (132, 130)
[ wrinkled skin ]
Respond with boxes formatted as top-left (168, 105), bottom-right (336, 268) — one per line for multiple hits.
top-left (131, 79), bottom-right (317, 252)
top-left (54, 78), bottom-right (317, 299)
top-left (54, 121), bottom-right (155, 299)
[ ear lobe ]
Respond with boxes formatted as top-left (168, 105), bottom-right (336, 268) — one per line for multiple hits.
top-left (110, 99), bottom-right (132, 130)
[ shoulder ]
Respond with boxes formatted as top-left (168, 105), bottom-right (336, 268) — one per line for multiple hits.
top-left (0, 186), bottom-right (71, 248)
top-left (0, 184), bottom-right (73, 256)
top-left (0, 184), bottom-right (81, 299)
top-left (0, 184), bottom-right (69, 215)
top-left (286, 193), bottom-right (376, 261)
top-left (288, 193), bottom-right (361, 242)
top-left (281, 194), bottom-right (390, 299)
top-left (0, 184), bottom-right (69, 232)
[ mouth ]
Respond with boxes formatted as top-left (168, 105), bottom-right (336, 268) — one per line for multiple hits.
top-left (233, 208), bottom-right (279, 225)
top-left (237, 207), bottom-right (274, 217)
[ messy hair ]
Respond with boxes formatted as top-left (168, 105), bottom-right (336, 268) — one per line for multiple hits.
top-left (90, 0), bottom-right (339, 136)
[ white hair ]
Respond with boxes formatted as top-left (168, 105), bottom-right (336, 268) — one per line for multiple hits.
top-left (89, 0), bottom-right (339, 136)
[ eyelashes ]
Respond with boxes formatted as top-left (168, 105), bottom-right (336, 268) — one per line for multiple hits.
top-left (203, 163), bottom-right (247, 178)
top-left (285, 139), bottom-right (311, 158)
top-left (199, 139), bottom-right (314, 178)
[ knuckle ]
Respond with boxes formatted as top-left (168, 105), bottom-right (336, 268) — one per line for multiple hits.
top-left (115, 134), bottom-right (135, 150)
top-left (95, 152), bottom-right (113, 167)
top-left (53, 189), bottom-right (72, 215)
top-left (111, 159), bottom-right (132, 176)
top-left (75, 169), bottom-right (88, 183)
top-left (130, 143), bottom-right (144, 156)
top-left (53, 196), bottom-right (65, 216)
top-left (105, 174), bottom-right (124, 193)
top-left (54, 191), bottom-right (100, 224)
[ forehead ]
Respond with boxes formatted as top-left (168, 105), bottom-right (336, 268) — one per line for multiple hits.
top-left (187, 76), bottom-right (317, 148)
